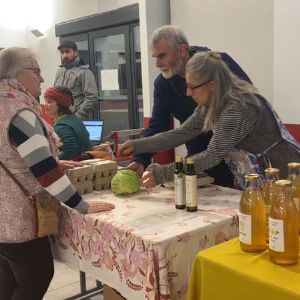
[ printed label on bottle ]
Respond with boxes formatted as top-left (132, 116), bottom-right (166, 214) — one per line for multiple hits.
top-left (174, 174), bottom-right (185, 206)
top-left (293, 197), bottom-right (299, 212)
top-left (185, 175), bottom-right (197, 208)
top-left (269, 217), bottom-right (284, 252)
top-left (239, 212), bottom-right (252, 244)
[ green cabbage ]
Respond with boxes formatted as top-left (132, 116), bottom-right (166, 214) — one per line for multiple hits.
top-left (111, 169), bottom-right (141, 195)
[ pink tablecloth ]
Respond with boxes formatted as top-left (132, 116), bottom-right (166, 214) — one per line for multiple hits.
top-left (52, 185), bottom-right (241, 300)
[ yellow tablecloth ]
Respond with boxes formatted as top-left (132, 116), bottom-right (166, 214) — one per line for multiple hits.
top-left (187, 238), bottom-right (300, 300)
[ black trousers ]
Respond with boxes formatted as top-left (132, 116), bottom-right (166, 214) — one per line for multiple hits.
top-left (206, 160), bottom-right (234, 188)
top-left (0, 236), bottom-right (54, 300)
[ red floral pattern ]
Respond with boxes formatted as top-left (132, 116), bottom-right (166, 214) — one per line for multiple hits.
top-left (53, 185), bottom-right (241, 300)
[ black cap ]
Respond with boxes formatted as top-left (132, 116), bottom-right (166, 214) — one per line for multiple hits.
top-left (57, 40), bottom-right (78, 51)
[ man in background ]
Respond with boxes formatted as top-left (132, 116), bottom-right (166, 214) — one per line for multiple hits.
top-left (127, 25), bottom-right (252, 187)
top-left (54, 40), bottom-right (98, 119)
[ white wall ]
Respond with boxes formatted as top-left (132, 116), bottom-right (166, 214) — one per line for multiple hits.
top-left (171, 0), bottom-right (274, 102)
top-left (139, 0), bottom-right (170, 117)
top-left (274, 0), bottom-right (300, 124)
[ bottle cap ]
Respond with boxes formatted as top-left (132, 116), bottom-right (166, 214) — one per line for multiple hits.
top-left (175, 156), bottom-right (183, 162)
top-left (186, 157), bottom-right (194, 164)
top-left (275, 179), bottom-right (292, 187)
top-left (288, 162), bottom-right (300, 168)
top-left (244, 173), bottom-right (260, 181)
top-left (265, 167), bottom-right (279, 173)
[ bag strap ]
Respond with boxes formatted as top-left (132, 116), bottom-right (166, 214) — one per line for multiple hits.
top-left (0, 160), bottom-right (30, 198)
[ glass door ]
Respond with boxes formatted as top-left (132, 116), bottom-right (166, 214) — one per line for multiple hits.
top-left (89, 25), bottom-right (143, 138)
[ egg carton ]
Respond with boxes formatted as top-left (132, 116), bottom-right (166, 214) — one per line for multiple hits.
top-left (92, 160), bottom-right (118, 177)
top-left (94, 176), bottom-right (113, 191)
top-left (72, 180), bottom-right (94, 195)
top-left (66, 165), bottom-right (94, 183)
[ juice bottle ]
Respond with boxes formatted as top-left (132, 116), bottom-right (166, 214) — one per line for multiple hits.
top-left (262, 168), bottom-right (279, 241)
top-left (239, 174), bottom-right (267, 252)
top-left (287, 162), bottom-right (300, 231)
top-left (269, 180), bottom-right (299, 265)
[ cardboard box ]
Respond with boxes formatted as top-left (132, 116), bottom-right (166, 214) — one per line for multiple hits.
top-left (103, 285), bottom-right (126, 300)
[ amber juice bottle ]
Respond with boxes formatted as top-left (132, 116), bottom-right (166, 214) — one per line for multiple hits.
top-left (239, 174), bottom-right (267, 252)
top-left (269, 180), bottom-right (299, 265)
top-left (262, 168), bottom-right (279, 241)
top-left (287, 162), bottom-right (300, 231)
top-left (174, 156), bottom-right (186, 209)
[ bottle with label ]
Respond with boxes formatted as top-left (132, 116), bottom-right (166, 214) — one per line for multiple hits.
top-left (239, 174), bottom-right (267, 252)
top-left (262, 167), bottom-right (279, 241)
top-left (287, 162), bottom-right (300, 231)
top-left (185, 158), bottom-right (197, 212)
top-left (174, 156), bottom-right (186, 209)
top-left (269, 180), bottom-right (299, 265)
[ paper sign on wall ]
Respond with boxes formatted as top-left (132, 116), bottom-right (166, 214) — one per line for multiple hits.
top-left (100, 69), bottom-right (119, 91)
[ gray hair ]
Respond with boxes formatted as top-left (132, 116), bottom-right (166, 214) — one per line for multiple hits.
top-left (0, 47), bottom-right (36, 78)
top-left (150, 25), bottom-right (189, 50)
top-left (186, 51), bottom-right (259, 132)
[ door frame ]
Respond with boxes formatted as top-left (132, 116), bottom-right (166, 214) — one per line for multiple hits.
top-left (89, 25), bottom-right (139, 129)
top-left (55, 4), bottom-right (141, 128)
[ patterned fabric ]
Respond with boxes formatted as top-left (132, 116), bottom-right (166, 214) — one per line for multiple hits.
top-left (0, 78), bottom-right (87, 242)
top-left (52, 185), bottom-right (241, 300)
top-left (224, 149), bottom-right (264, 190)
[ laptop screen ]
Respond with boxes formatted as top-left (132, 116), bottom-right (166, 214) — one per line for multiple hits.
top-left (82, 120), bottom-right (104, 143)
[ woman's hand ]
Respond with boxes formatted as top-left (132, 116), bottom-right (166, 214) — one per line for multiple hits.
top-left (141, 169), bottom-right (158, 189)
top-left (117, 141), bottom-right (134, 157)
top-left (87, 201), bottom-right (115, 213)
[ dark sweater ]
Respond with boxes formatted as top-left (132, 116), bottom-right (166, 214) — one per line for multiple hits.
top-left (54, 114), bottom-right (92, 160)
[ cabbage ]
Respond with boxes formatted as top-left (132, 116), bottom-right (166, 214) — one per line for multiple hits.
top-left (111, 169), bottom-right (141, 195)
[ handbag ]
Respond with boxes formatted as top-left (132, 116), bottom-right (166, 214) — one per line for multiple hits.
top-left (0, 160), bottom-right (59, 237)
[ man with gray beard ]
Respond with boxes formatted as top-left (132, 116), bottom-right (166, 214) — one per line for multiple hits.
top-left (127, 25), bottom-right (251, 187)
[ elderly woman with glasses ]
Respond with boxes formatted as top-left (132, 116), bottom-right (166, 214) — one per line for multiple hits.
top-left (118, 51), bottom-right (300, 190)
top-left (0, 47), bottom-right (115, 300)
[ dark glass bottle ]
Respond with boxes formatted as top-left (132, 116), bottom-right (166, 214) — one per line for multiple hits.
top-left (174, 156), bottom-right (186, 209)
top-left (185, 158), bottom-right (197, 212)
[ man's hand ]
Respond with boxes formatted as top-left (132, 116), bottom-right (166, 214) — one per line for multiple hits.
top-left (124, 161), bottom-right (145, 177)
top-left (141, 169), bottom-right (158, 188)
top-left (117, 141), bottom-right (134, 157)
top-left (87, 201), bottom-right (115, 213)
top-left (59, 160), bottom-right (84, 170)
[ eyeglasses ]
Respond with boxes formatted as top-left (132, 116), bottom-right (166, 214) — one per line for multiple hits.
top-left (23, 68), bottom-right (42, 79)
top-left (187, 79), bottom-right (212, 91)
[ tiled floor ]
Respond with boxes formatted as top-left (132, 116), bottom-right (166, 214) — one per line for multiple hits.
top-left (44, 259), bottom-right (103, 300)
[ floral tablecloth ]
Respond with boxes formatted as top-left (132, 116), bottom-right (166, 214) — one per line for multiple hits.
top-left (52, 185), bottom-right (241, 300)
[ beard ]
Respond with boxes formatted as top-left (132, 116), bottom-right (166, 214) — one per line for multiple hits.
top-left (161, 57), bottom-right (184, 79)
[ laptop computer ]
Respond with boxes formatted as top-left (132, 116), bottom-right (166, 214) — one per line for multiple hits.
top-left (82, 120), bottom-right (104, 145)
